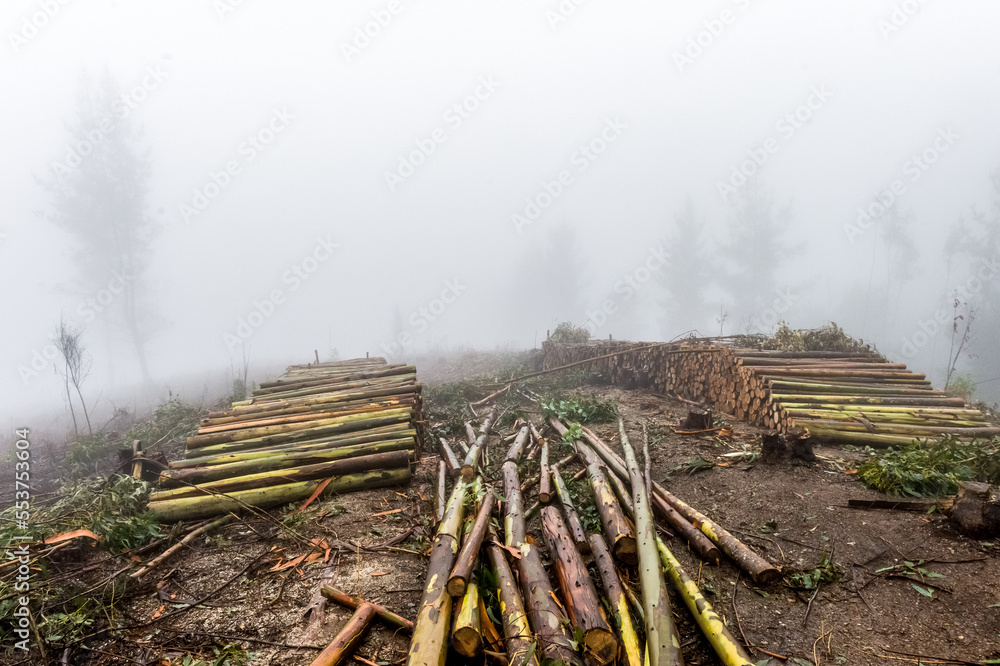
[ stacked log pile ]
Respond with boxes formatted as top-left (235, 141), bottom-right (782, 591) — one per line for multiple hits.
top-left (147, 357), bottom-right (421, 521)
top-left (542, 341), bottom-right (997, 448)
top-left (408, 409), bottom-right (767, 666)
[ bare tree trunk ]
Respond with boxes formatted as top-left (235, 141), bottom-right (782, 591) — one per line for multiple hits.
top-left (63, 362), bottom-right (79, 437)
top-left (72, 379), bottom-right (93, 435)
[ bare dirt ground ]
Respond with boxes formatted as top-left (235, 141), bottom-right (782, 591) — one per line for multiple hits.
top-left (4, 354), bottom-right (999, 665)
top-left (584, 386), bottom-right (1000, 666)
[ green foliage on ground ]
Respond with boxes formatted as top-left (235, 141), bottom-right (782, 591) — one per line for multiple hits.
top-left (786, 553), bottom-right (843, 590)
top-left (0, 475), bottom-right (163, 648)
top-left (857, 435), bottom-right (1000, 497)
top-left (540, 394), bottom-right (618, 424)
top-left (0, 474), bottom-right (160, 553)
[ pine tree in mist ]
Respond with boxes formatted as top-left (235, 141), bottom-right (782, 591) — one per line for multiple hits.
top-left (39, 70), bottom-right (158, 383)
top-left (657, 196), bottom-right (712, 337)
top-left (718, 180), bottom-right (795, 322)
top-left (514, 224), bottom-right (588, 328)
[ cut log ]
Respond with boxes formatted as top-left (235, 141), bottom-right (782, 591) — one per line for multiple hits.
top-left (540, 506), bottom-right (617, 665)
top-left (452, 582), bottom-right (483, 658)
top-left (550, 464), bottom-right (590, 554)
top-left (321, 586), bottom-right (414, 632)
top-left (618, 421), bottom-right (682, 666)
top-left (169, 426), bottom-right (414, 469)
top-left (309, 602), bottom-right (377, 666)
top-left (484, 533), bottom-right (541, 666)
top-left (447, 492), bottom-right (496, 597)
top-left (435, 461), bottom-right (447, 525)
top-left (579, 445), bottom-right (636, 564)
top-left (159, 438), bottom-right (415, 488)
top-left (656, 540), bottom-right (754, 666)
top-left (502, 461), bottom-right (526, 547)
top-left (505, 426), bottom-right (530, 464)
top-left (538, 439), bottom-right (553, 504)
top-left (589, 534), bottom-right (642, 666)
top-left (407, 479), bottom-right (467, 666)
top-left (582, 426), bottom-right (778, 584)
top-left (502, 465), bottom-right (583, 666)
top-left (148, 467), bottom-right (411, 522)
top-left (439, 438), bottom-right (462, 476)
top-left (462, 406), bottom-right (498, 481)
top-left (150, 450), bottom-right (413, 501)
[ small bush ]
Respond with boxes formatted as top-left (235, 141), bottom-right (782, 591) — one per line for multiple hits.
top-left (945, 374), bottom-right (976, 401)
top-left (548, 322), bottom-right (591, 344)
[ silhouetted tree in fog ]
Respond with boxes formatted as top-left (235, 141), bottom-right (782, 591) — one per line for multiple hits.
top-left (514, 224), bottom-right (588, 329)
top-left (40, 70), bottom-right (157, 383)
top-left (657, 196), bottom-right (712, 337)
top-left (54, 319), bottom-right (92, 436)
top-left (718, 180), bottom-right (794, 322)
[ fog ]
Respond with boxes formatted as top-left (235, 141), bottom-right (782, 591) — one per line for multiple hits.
top-left (3, 0), bottom-right (999, 431)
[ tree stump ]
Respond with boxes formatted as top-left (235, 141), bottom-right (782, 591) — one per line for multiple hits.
top-left (786, 428), bottom-right (816, 464)
top-left (760, 432), bottom-right (786, 463)
top-left (949, 481), bottom-right (1000, 539)
top-left (682, 408), bottom-right (713, 430)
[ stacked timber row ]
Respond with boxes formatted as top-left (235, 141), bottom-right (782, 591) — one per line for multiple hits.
top-left (542, 341), bottom-right (997, 448)
top-left (147, 357), bottom-right (421, 522)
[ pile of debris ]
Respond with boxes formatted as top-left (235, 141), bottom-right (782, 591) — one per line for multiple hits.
top-left (147, 357), bottom-right (421, 521)
top-left (541, 339), bottom-right (997, 448)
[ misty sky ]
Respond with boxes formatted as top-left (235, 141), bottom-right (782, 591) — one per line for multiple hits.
top-left (3, 0), bottom-right (1000, 428)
